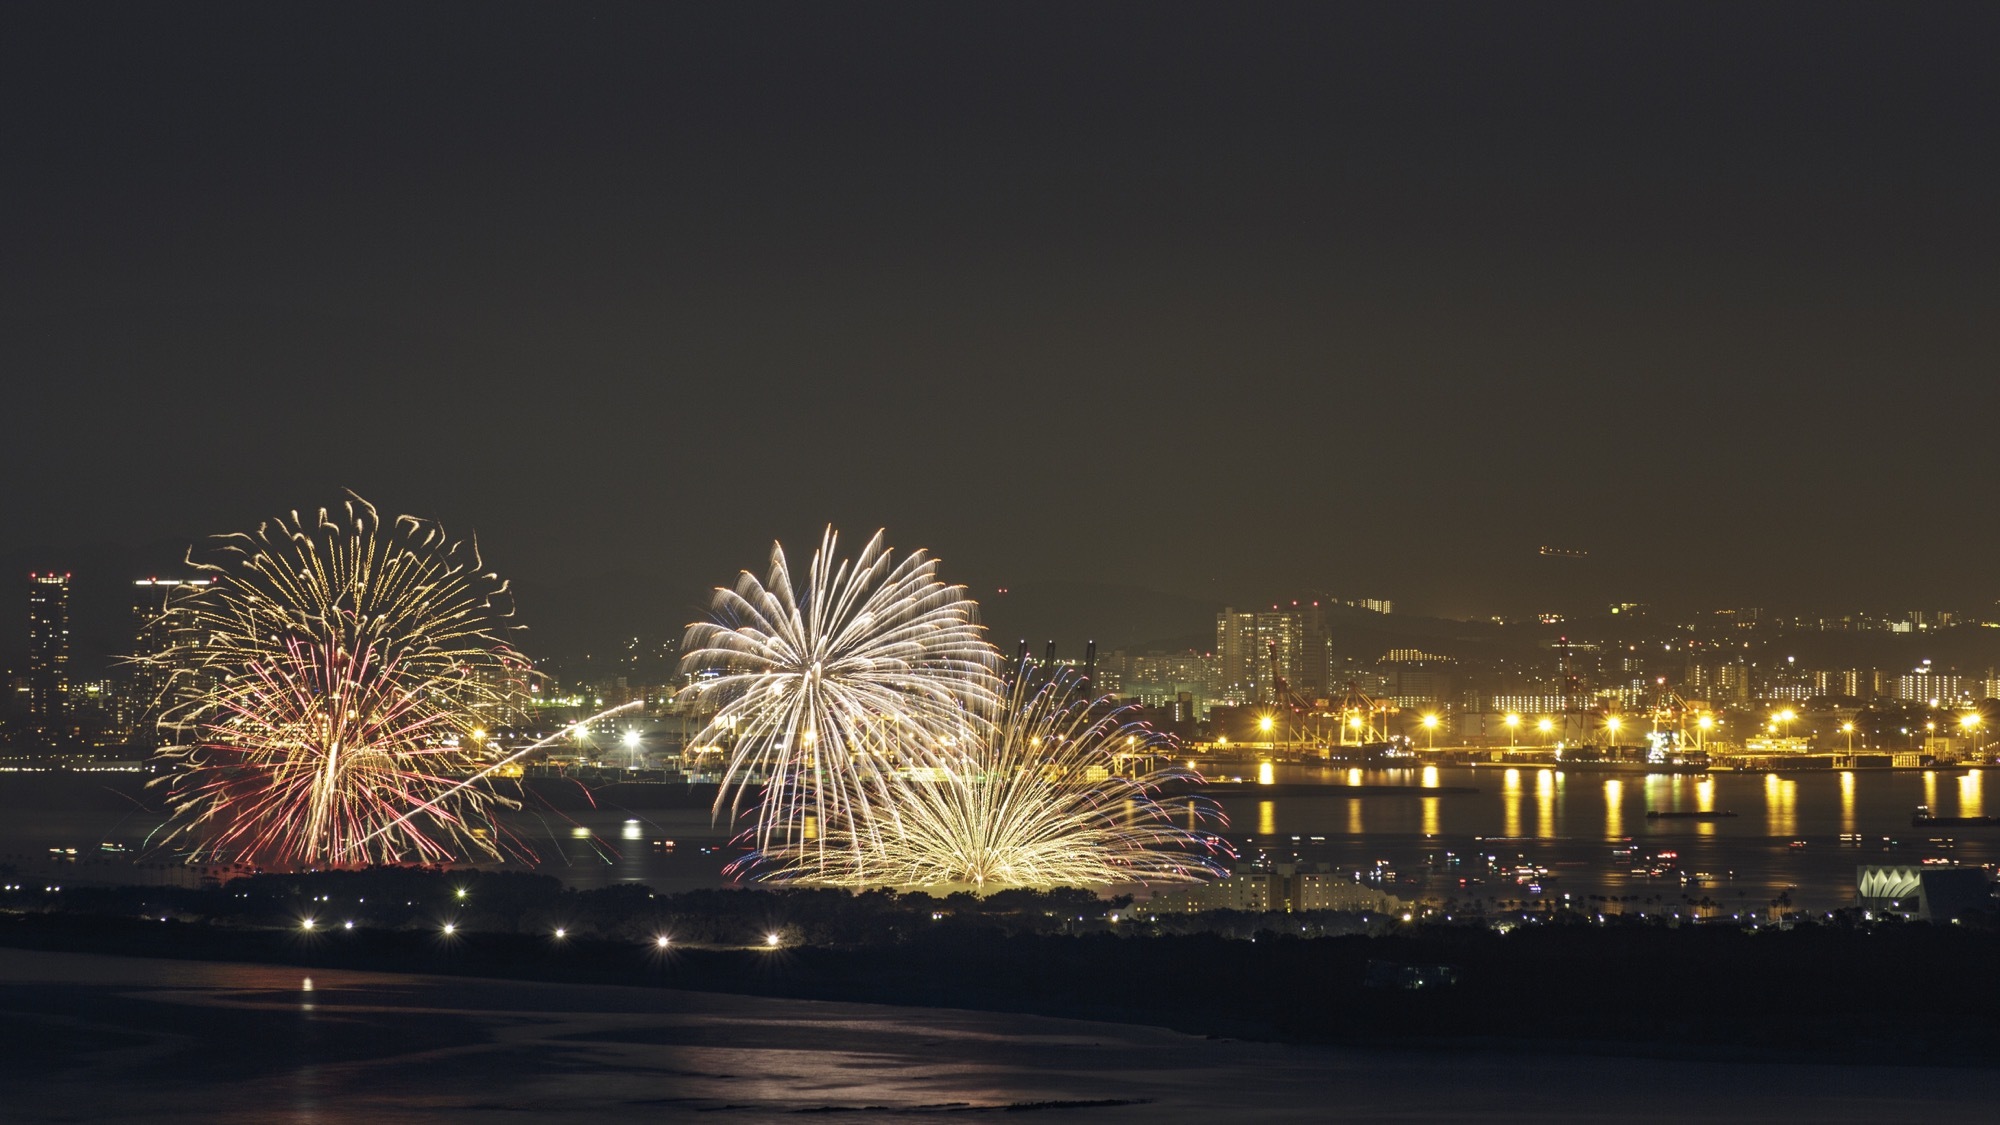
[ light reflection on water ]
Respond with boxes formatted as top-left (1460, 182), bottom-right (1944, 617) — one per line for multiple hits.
top-left (1535, 770), bottom-right (1555, 840)
top-left (1199, 765), bottom-right (2000, 911)
top-left (1502, 769), bottom-right (1522, 838)
top-left (11, 949), bottom-right (2000, 1124)
top-left (7, 766), bottom-right (1999, 911)
top-left (1763, 774), bottom-right (1797, 839)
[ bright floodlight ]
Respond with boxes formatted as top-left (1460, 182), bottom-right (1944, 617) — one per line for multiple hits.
top-left (623, 730), bottom-right (642, 748)
top-left (1258, 715), bottom-right (1274, 733)
top-left (1962, 713), bottom-right (1982, 730)
top-left (300, 918), bottom-right (316, 931)
top-left (1537, 718), bottom-right (1553, 733)
top-left (1606, 717), bottom-right (1621, 732)
top-left (442, 922), bottom-right (457, 935)
top-left (553, 927), bottom-right (566, 939)
top-left (764, 932), bottom-right (781, 947)
top-left (655, 935), bottom-right (671, 949)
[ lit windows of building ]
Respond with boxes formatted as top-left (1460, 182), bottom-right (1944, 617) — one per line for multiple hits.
top-left (26, 572), bottom-right (71, 728)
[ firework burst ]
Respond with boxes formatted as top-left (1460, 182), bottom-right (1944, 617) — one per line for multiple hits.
top-left (764, 671), bottom-right (1230, 891)
top-left (680, 528), bottom-right (1002, 868)
top-left (148, 497), bottom-right (534, 868)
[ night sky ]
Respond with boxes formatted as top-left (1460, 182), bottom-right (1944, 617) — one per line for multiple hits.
top-left (5, 3), bottom-right (1998, 660)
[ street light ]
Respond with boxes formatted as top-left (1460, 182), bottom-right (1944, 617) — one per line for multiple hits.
top-left (623, 728), bottom-right (643, 769)
top-left (1773, 709), bottom-right (1797, 742)
top-left (1537, 717), bottom-right (1554, 747)
top-left (1504, 713), bottom-right (1521, 750)
top-left (1605, 715), bottom-right (1622, 745)
top-left (1841, 720), bottom-right (1856, 755)
top-left (1421, 713), bottom-right (1439, 751)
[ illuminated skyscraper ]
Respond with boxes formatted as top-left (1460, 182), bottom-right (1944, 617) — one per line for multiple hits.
top-left (26, 572), bottom-right (71, 727)
top-left (1216, 608), bottom-right (1257, 702)
top-left (126, 577), bottom-right (213, 739)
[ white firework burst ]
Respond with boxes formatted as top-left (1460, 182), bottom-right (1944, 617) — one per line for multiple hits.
top-left (680, 527), bottom-right (1003, 870)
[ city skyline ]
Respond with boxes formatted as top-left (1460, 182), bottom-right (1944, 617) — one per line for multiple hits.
top-left (10, 8), bottom-right (2000, 1117)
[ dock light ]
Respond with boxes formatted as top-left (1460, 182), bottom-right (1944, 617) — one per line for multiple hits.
top-left (1258, 715), bottom-right (1274, 734)
top-left (1699, 715), bottom-right (1715, 731)
top-left (442, 923), bottom-right (457, 936)
top-left (655, 935), bottom-right (671, 949)
top-left (299, 918), bottom-right (316, 931)
top-left (764, 932), bottom-right (781, 947)
top-left (1606, 716), bottom-right (1621, 735)
top-left (553, 927), bottom-right (567, 940)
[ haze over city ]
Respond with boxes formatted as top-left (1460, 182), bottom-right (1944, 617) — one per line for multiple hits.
top-left (7, 3), bottom-right (2000, 666)
top-left (9, 5), bottom-right (2000, 1122)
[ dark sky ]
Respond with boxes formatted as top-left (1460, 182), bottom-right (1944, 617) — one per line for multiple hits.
top-left (5, 2), bottom-right (1998, 658)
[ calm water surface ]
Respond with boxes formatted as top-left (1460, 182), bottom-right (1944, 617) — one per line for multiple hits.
top-left (4, 948), bottom-right (2000, 1123)
top-left (4, 768), bottom-right (1992, 911)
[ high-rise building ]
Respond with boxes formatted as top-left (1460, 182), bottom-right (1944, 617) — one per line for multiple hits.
top-left (1896, 668), bottom-right (1972, 705)
top-left (127, 577), bottom-right (213, 740)
top-left (1217, 606), bottom-right (1313, 703)
top-left (1254, 610), bottom-right (1301, 700)
top-left (1215, 608), bottom-right (1258, 702)
top-left (26, 572), bottom-right (71, 728)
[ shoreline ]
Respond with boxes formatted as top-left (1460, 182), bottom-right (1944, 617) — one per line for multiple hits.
top-left (8, 907), bottom-right (2000, 1069)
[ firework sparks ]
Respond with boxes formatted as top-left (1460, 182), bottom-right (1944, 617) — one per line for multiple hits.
top-left (763, 671), bottom-right (1230, 891)
top-left (680, 527), bottom-right (1002, 868)
top-left (148, 497), bottom-right (534, 868)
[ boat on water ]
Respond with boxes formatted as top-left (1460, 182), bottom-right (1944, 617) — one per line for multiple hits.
top-left (1911, 804), bottom-right (2000, 828)
top-left (1644, 809), bottom-right (1738, 820)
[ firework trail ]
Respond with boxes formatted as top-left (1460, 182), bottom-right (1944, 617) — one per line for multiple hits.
top-left (763, 670), bottom-right (1231, 890)
top-left (680, 527), bottom-right (1003, 870)
top-left (148, 497), bottom-right (535, 868)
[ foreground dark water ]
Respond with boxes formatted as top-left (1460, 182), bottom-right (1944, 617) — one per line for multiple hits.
top-left (5, 948), bottom-right (2000, 1123)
